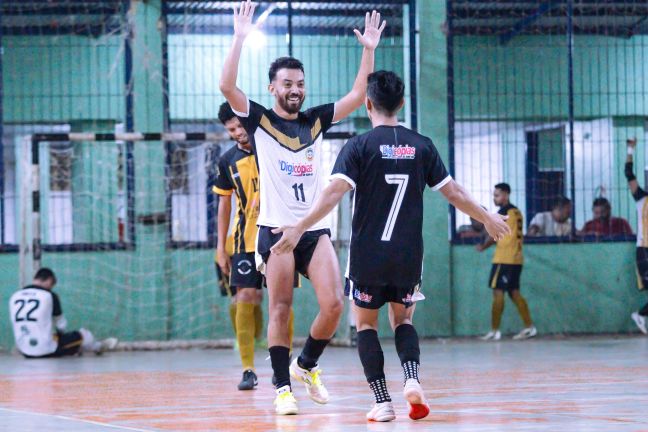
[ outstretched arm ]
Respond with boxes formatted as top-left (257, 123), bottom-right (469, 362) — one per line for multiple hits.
top-left (332, 11), bottom-right (387, 123)
top-left (626, 137), bottom-right (640, 196)
top-left (270, 179), bottom-right (353, 254)
top-left (439, 179), bottom-right (510, 242)
top-left (219, 0), bottom-right (257, 114)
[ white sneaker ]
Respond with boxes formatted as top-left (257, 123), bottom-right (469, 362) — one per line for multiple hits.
top-left (631, 312), bottom-right (647, 334)
top-left (513, 326), bottom-right (537, 340)
top-left (289, 358), bottom-right (329, 404)
top-left (366, 401), bottom-right (396, 422)
top-left (403, 379), bottom-right (430, 420)
top-left (274, 386), bottom-right (299, 415)
top-left (95, 337), bottom-right (119, 355)
top-left (481, 330), bottom-right (501, 341)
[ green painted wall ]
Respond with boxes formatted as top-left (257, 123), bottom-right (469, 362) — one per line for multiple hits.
top-left (414, 0), bottom-right (453, 336)
top-left (451, 243), bottom-right (646, 335)
top-left (3, 36), bottom-right (124, 122)
top-left (455, 35), bottom-right (648, 120)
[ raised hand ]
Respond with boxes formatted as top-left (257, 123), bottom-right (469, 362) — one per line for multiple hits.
top-left (353, 10), bottom-right (387, 50)
top-left (233, 0), bottom-right (257, 39)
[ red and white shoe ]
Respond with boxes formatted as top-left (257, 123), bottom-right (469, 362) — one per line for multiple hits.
top-left (403, 379), bottom-right (430, 420)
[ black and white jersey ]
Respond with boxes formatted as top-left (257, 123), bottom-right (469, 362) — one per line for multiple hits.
top-left (331, 125), bottom-right (451, 287)
top-left (9, 286), bottom-right (64, 356)
top-left (233, 98), bottom-right (336, 230)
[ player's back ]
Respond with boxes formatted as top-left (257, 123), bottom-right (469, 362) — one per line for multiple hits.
top-left (9, 286), bottom-right (57, 356)
top-left (333, 125), bottom-right (450, 287)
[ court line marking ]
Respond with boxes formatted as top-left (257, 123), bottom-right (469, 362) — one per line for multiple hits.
top-left (0, 407), bottom-right (155, 432)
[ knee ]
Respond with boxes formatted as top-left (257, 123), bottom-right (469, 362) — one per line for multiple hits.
top-left (237, 288), bottom-right (256, 303)
top-left (270, 302), bottom-right (291, 322)
top-left (325, 297), bottom-right (344, 318)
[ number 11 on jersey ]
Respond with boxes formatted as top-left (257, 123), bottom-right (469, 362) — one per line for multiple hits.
top-left (292, 183), bottom-right (305, 202)
top-left (382, 174), bottom-right (409, 241)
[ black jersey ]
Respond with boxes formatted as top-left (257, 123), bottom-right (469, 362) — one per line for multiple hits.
top-left (332, 125), bottom-right (451, 287)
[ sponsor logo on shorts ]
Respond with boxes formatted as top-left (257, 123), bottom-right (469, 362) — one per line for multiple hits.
top-left (306, 148), bottom-right (314, 161)
top-left (380, 145), bottom-right (416, 159)
top-left (353, 289), bottom-right (373, 303)
top-left (279, 160), bottom-right (314, 177)
top-left (237, 259), bottom-right (253, 275)
top-left (502, 275), bottom-right (509, 284)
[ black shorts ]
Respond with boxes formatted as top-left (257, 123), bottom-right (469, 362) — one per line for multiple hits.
top-left (23, 331), bottom-right (83, 359)
top-left (489, 264), bottom-right (523, 292)
top-left (636, 248), bottom-right (648, 291)
top-left (344, 279), bottom-right (418, 309)
top-left (230, 252), bottom-right (263, 291)
top-left (257, 226), bottom-right (331, 277)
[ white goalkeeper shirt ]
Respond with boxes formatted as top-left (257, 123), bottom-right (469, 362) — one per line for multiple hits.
top-left (9, 286), bottom-right (63, 356)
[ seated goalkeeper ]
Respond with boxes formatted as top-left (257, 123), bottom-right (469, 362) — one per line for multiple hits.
top-left (9, 268), bottom-right (118, 358)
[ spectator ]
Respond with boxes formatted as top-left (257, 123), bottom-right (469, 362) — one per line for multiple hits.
top-left (579, 198), bottom-right (633, 236)
top-left (528, 197), bottom-right (572, 237)
top-left (458, 217), bottom-right (486, 239)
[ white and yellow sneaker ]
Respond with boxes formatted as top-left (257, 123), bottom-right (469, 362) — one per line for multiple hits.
top-left (403, 379), bottom-right (430, 420)
top-left (289, 358), bottom-right (329, 404)
top-left (366, 401), bottom-right (396, 422)
top-left (274, 386), bottom-right (299, 415)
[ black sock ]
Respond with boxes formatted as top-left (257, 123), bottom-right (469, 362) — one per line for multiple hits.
top-left (395, 324), bottom-right (421, 383)
top-left (369, 377), bottom-right (392, 403)
top-left (640, 302), bottom-right (648, 317)
top-left (358, 329), bottom-right (391, 403)
top-left (298, 335), bottom-right (330, 370)
top-left (269, 346), bottom-right (291, 390)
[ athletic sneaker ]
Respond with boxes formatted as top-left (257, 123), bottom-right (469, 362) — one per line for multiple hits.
top-left (403, 379), bottom-right (430, 420)
top-left (289, 358), bottom-right (329, 404)
top-left (481, 330), bottom-right (501, 341)
top-left (274, 386), bottom-right (299, 415)
top-left (631, 312), bottom-right (647, 334)
top-left (238, 369), bottom-right (258, 391)
top-left (95, 337), bottom-right (119, 355)
top-left (513, 326), bottom-right (537, 340)
top-left (366, 401), bottom-right (396, 422)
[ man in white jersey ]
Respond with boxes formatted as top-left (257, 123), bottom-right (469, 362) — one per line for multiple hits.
top-left (9, 268), bottom-right (117, 358)
top-left (219, 0), bottom-right (386, 415)
top-left (625, 138), bottom-right (648, 334)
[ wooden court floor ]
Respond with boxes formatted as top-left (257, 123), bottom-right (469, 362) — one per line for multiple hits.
top-left (1, 336), bottom-right (647, 431)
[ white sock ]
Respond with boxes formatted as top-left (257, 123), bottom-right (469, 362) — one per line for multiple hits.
top-left (79, 328), bottom-right (102, 352)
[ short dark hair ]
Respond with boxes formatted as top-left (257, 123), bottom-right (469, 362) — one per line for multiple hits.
top-left (495, 183), bottom-right (511, 194)
top-left (367, 70), bottom-right (405, 115)
top-left (268, 57), bottom-right (304, 83)
top-left (34, 268), bottom-right (56, 283)
top-left (218, 102), bottom-right (236, 125)
top-left (552, 196), bottom-right (571, 209)
top-left (593, 197), bottom-right (610, 209)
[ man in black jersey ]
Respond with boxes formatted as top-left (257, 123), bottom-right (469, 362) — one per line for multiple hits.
top-left (272, 71), bottom-right (510, 422)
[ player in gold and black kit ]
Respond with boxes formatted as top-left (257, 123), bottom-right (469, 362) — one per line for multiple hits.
top-left (625, 137), bottom-right (648, 335)
top-left (477, 183), bottom-right (537, 340)
top-left (214, 103), bottom-right (295, 390)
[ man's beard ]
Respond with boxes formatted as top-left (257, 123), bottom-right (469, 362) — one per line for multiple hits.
top-left (278, 94), bottom-right (304, 114)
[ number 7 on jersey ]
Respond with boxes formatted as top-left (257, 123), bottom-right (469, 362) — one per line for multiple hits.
top-left (382, 174), bottom-right (409, 241)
